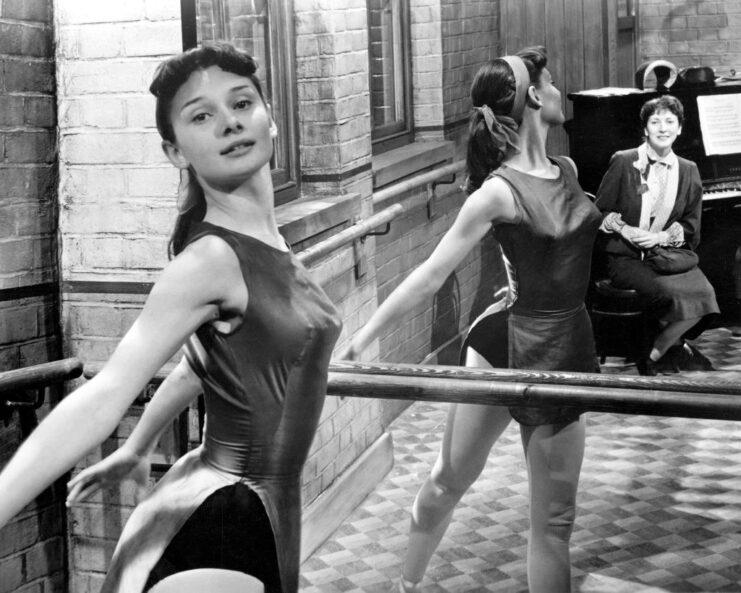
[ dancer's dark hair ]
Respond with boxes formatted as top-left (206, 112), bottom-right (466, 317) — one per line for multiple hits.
top-left (465, 46), bottom-right (547, 193)
top-left (149, 42), bottom-right (265, 257)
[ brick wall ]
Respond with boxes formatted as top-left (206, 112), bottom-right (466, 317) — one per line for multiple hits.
top-left (0, 0), bottom-right (505, 590)
top-left (0, 0), bottom-right (65, 591)
top-left (638, 0), bottom-right (741, 74)
top-left (441, 0), bottom-right (498, 134)
top-left (53, 1), bottom-right (185, 589)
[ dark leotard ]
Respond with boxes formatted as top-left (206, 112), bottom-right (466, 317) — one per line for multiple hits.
top-left (464, 157), bottom-right (601, 425)
top-left (103, 222), bottom-right (341, 593)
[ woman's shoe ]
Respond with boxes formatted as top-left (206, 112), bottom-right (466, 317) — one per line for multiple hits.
top-left (684, 343), bottom-right (715, 371)
top-left (658, 345), bottom-right (683, 373)
top-left (637, 356), bottom-right (659, 376)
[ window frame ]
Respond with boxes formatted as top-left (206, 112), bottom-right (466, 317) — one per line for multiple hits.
top-left (366, 0), bottom-right (414, 154)
top-left (180, 0), bottom-right (299, 205)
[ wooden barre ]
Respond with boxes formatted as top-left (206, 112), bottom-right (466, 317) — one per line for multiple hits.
top-left (328, 360), bottom-right (741, 396)
top-left (326, 361), bottom-right (741, 421)
top-left (81, 359), bottom-right (741, 419)
top-left (0, 358), bottom-right (84, 395)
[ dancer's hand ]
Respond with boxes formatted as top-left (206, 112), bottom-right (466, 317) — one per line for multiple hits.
top-left (66, 446), bottom-right (151, 506)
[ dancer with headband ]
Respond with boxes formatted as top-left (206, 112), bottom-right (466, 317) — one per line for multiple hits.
top-left (341, 47), bottom-right (600, 593)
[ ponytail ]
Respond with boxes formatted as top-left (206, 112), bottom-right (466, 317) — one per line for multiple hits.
top-left (464, 46), bottom-right (548, 194)
top-left (464, 111), bottom-right (506, 193)
top-left (168, 168), bottom-right (207, 258)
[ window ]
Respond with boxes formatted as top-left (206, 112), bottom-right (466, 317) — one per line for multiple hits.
top-left (367, 0), bottom-right (413, 153)
top-left (181, 0), bottom-right (299, 204)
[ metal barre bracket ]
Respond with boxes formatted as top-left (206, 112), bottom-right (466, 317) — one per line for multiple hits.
top-left (0, 358), bottom-right (84, 438)
top-left (427, 172), bottom-right (458, 219)
top-left (363, 222), bottom-right (391, 237)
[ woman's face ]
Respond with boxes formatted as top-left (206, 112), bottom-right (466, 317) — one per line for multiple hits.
top-left (644, 108), bottom-right (681, 155)
top-left (164, 66), bottom-right (276, 189)
top-left (535, 68), bottom-right (565, 126)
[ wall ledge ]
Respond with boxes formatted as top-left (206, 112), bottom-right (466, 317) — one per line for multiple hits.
top-left (277, 193), bottom-right (361, 252)
top-left (372, 140), bottom-right (455, 190)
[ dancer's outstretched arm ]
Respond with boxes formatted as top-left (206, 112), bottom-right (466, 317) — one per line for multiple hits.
top-left (66, 356), bottom-right (202, 505)
top-left (341, 178), bottom-right (516, 359)
top-left (0, 236), bottom-right (243, 528)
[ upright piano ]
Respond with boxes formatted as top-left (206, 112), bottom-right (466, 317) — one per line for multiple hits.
top-left (567, 81), bottom-right (741, 321)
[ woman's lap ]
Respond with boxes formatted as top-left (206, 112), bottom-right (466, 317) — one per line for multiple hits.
top-left (608, 255), bottom-right (719, 323)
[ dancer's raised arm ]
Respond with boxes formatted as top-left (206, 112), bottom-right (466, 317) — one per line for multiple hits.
top-left (342, 178), bottom-right (516, 359)
top-left (0, 237), bottom-right (241, 528)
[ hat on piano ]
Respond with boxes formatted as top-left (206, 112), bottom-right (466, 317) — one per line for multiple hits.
top-left (635, 60), bottom-right (679, 91)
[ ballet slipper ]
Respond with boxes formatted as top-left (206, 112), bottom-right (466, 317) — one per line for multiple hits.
top-left (398, 577), bottom-right (421, 593)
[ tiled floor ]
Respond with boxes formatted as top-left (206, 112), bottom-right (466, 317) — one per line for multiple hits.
top-left (301, 326), bottom-right (741, 593)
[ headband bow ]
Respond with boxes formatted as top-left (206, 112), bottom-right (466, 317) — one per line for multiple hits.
top-left (474, 105), bottom-right (520, 154)
top-left (473, 55), bottom-right (530, 154)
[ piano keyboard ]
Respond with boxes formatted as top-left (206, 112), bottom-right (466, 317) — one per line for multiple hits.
top-left (702, 187), bottom-right (741, 205)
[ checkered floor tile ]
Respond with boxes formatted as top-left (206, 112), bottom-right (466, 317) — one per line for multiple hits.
top-left (300, 327), bottom-right (741, 592)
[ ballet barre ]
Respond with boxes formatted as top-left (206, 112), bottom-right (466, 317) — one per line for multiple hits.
top-left (0, 358), bottom-right (84, 437)
top-left (81, 359), bottom-right (741, 421)
top-left (327, 361), bottom-right (741, 421)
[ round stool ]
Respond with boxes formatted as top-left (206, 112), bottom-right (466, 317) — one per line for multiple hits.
top-left (589, 279), bottom-right (649, 363)
top-left (149, 569), bottom-right (265, 593)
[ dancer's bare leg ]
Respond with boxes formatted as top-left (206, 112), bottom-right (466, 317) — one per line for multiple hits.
top-left (401, 348), bottom-right (512, 589)
top-left (520, 416), bottom-right (586, 593)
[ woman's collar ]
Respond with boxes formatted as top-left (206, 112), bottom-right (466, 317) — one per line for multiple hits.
top-left (644, 142), bottom-right (677, 167)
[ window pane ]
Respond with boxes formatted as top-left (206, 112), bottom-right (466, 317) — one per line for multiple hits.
top-left (368, 0), bottom-right (411, 147)
top-left (194, 0), bottom-right (297, 202)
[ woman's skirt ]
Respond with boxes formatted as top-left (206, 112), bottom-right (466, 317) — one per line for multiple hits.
top-left (101, 446), bottom-right (282, 593)
top-left (462, 300), bottom-right (598, 426)
top-left (608, 254), bottom-right (720, 336)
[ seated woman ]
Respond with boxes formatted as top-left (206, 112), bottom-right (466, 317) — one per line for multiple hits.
top-left (594, 94), bottom-right (719, 375)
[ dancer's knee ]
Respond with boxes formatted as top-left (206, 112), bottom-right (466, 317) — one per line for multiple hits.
top-left (534, 502), bottom-right (577, 542)
top-left (429, 464), bottom-right (477, 500)
top-left (412, 469), bottom-right (470, 525)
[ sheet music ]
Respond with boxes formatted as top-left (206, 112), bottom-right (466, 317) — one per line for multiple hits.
top-left (696, 94), bottom-right (741, 155)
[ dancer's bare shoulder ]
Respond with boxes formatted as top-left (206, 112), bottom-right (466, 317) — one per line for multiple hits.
top-left (468, 175), bottom-right (518, 225)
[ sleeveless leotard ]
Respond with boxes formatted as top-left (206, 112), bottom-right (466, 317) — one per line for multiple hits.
top-left (102, 222), bottom-right (342, 593)
top-left (463, 157), bottom-right (601, 424)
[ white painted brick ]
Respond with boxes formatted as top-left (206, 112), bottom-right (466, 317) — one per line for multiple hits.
top-left (121, 21), bottom-right (182, 56)
top-left (123, 237), bottom-right (168, 269)
top-left (64, 202), bottom-right (174, 236)
top-left (60, 59), bottom-right (161, 96)
top-left (60, 167), bottom-right (127, 202)
top-left (295, 36), bottom-right (319, 59)
top-left (59, 96), bottom-right (126, 129)
top-left (61, 131), bottom-right (167, 165)
top-left (126, 167), bottom-right (179, 197)
top-left (124, 95), bottom-right (157, 128)
top-left (144, 0), bottom-right (181, 21)
top-left (58, 24), bottom-right (124, 59)
top-left (345, 8), bottom-right (367, 30)
top-left (54, 0), bottom-right (146, 25)
top-left (336, 95), bottom-right (368, 120)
